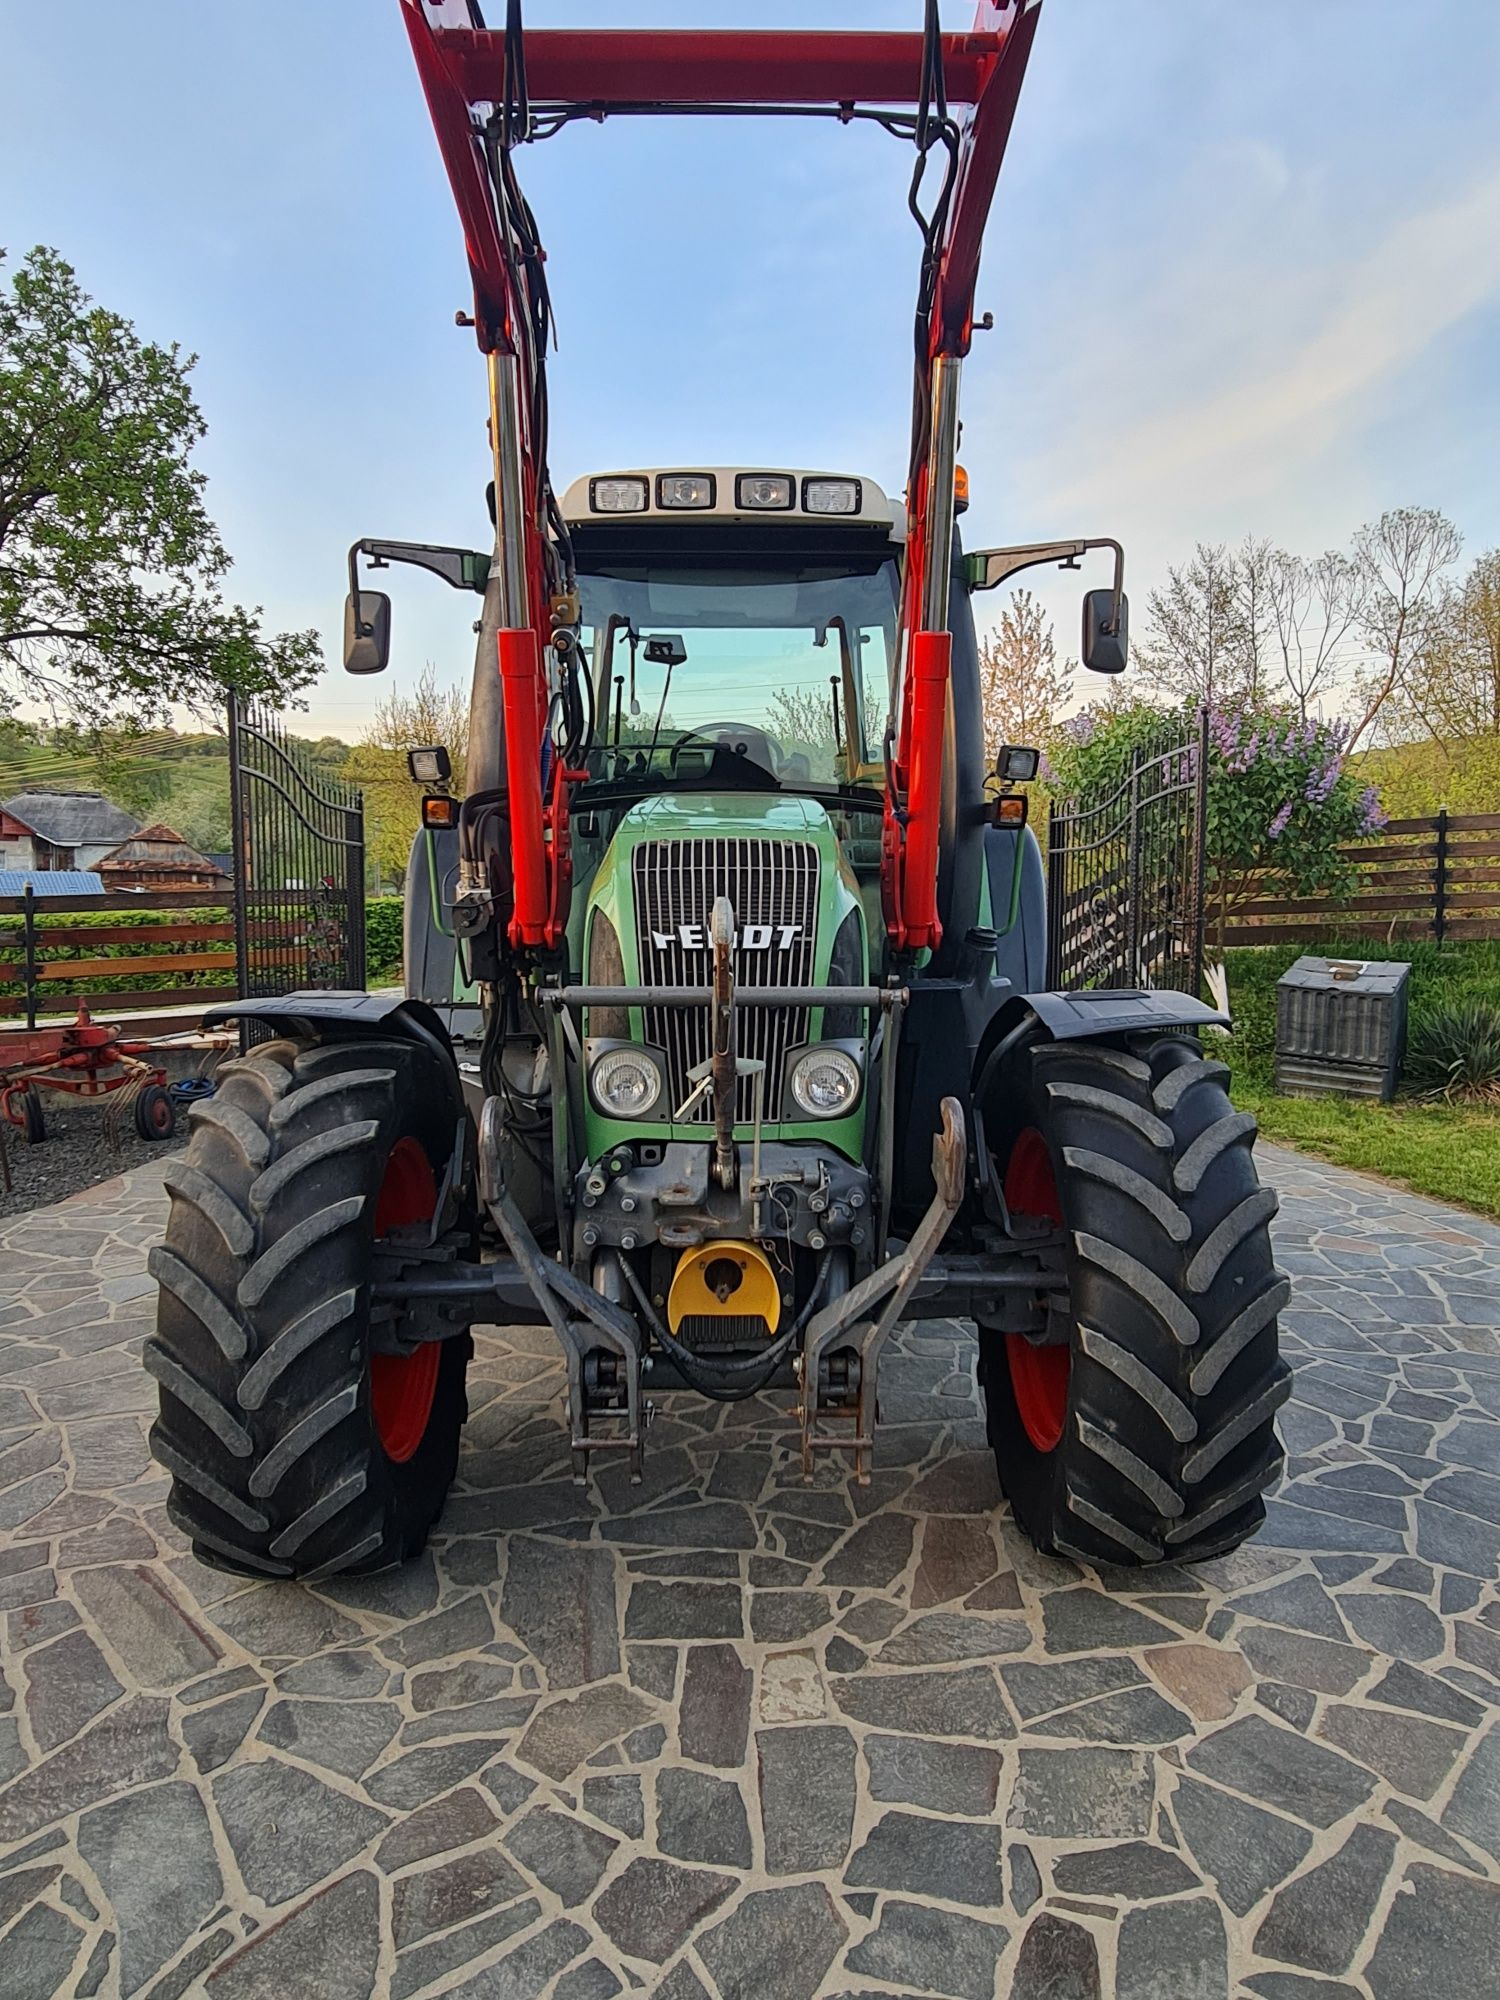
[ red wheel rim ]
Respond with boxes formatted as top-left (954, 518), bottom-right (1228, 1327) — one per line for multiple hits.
top-left (370, 1136), bottom-right (440, 1464)
top-left (1004, 1127), bottom-right (1071, 1453)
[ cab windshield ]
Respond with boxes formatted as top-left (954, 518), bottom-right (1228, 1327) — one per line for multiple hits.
top-left (576, 556), bottom-right (899, 790)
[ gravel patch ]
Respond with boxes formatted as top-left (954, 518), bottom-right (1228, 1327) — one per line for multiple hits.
top-left (0, 1091), bottom-right (184, 1217)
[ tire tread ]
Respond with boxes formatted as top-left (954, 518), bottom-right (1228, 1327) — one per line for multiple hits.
top-left (147, 1034), bottom-right (471, 1578)
top-left (980, 1033), bottom-right (1290, 1568)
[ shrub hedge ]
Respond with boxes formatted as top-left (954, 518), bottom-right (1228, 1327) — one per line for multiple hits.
top-left (366, 896), bottom-right (404, 982)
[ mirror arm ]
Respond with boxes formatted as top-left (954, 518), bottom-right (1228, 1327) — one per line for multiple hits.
top-left (967, 537), bottom-right (1125, 632)
top-left (348, 539), bottom-right (491, 599)
top-left (347, 542), bottom-right (370, 636)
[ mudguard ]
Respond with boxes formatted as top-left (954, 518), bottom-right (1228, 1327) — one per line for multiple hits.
top-left (203, 990), bottom-right (434, 1034)
top-left (200, 994), bottom-right (465, 1114)
top-left (1003, 988), bottom-right (1231, 1039)
top-left (201, 988), bottom-right (470, 1136)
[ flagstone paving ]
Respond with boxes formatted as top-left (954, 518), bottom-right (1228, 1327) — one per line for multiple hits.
top-left (1, 1141), bottom-right (1498, 1998)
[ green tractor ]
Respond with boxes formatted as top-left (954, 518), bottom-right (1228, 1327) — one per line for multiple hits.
top-left (146, 1), bottom-right (1289, 1580)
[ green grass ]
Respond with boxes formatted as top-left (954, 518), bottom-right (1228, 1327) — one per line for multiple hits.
top-left (1235, 1082), bottom-right (1500, 1218)
top-left (1224, 935), bottom-right (1500, 1220)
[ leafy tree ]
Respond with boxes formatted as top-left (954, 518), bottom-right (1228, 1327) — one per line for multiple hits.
top-left (1139, 542), bottom-right (1253, 707)
top-left (1267, 547), bottom-right (1365, 721)
top-left (1049, 698), bottom-right (1386, 954)
top-left (765, 683), bottom-right (836, 749)
top-left (1379, 547), bottom-right (1500, 748)
top-left (152, 759), bottom-right (234, 853)
top-left (977, 589), bottom-right (1074, 751)
top-left (343, 664), bottom-right (468, 886)
top-left (1231, 536), bottom-right (1278, 703)
top-left (1349, 505), bottom-right (1462, 750)
top-left (0, 245), bottom-right (319, 722)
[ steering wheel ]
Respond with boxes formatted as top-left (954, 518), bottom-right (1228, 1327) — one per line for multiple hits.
top-left (669, 722), bottom-right (784, 773)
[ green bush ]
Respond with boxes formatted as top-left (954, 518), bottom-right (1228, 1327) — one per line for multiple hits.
top-left (366, 897), bottom-right (404, 982)
top-left (1406, 1001), bottom-right (1500, 1104)
top-left (1048, 699), bottom-right (1385, 953)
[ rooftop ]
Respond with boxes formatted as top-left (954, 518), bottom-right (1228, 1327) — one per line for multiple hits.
top-left (0, 788), bottom-right (141, 846)
top-left (0, 869), bottom-right (105, 897)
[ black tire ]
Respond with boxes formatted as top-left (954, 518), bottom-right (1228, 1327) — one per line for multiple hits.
top-left (20, 1088), bottom-right (46, 1145)
top-left (145, 1034), bottom-right (474, 1578)
top-left (978, 1032), bottom-right (1290, 1567)
top-left (134, 1083), bottom-right (177, 1142)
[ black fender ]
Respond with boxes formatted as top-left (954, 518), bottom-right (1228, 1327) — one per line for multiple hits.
top-left (201, 992), bottom-right (467, 1125)
top-left (970, 984), bottom-right (1228, 1139)
top-left (961, 987), bottom-right (1230, 1235)
top-left (997, 988), bottom-right (1230, 1042)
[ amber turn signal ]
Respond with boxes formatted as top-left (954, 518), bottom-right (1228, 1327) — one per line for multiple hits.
top-left (421, 794), bottom-right (458, 829)
top-left (993, 792), bottom-right (1028, 828)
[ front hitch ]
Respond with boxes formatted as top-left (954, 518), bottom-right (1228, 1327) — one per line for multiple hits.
top-left (477, 1096), bottom-right (646, 1483)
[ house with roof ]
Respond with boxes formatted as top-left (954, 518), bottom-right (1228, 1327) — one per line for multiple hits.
top-left (96, 823), bottom-right (233, 893)
top-left (0, 789), bottom-right (141, 873)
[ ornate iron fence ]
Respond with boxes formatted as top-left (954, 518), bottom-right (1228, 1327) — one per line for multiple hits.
top-left (228, 695), bottom-right (365, 1003)
top-left (1045, 709), bottom-right (1209, 995)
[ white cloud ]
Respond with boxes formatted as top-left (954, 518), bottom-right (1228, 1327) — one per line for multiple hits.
top-left (1032, 161), bottom-right (1500, 517)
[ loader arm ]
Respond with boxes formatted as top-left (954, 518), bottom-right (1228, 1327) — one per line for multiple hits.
top-left (399, 0), bottom-right (1043, 957)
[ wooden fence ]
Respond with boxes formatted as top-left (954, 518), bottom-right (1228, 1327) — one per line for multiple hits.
top-left (0, 888), bottom-right (238, 1025)
top-left (1222, 811), bottom-right (1500, 947)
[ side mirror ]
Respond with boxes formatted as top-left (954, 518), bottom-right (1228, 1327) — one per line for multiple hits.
top-left (1082, 588), bottom-right (1128, 675)
top-left (343, 590), bottom-right (391, 675)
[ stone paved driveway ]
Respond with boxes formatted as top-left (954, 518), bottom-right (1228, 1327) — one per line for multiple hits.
top-left (2, 1143), bottom-right (1499, 1999)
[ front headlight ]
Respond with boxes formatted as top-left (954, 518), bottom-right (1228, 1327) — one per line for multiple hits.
top-left (590, 1048), bottom-right (663, 1117)
top-left (789, 1046), bottom-right (861, 1118)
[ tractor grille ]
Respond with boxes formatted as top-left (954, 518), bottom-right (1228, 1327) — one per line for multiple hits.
top-left (632, 837), bottom-right (820, 1122)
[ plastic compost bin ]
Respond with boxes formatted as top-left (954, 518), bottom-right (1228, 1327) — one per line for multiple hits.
top-left (1274, 955), bottom-right (1411, 1101)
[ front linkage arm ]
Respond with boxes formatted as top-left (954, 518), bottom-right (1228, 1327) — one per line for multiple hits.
top-left (800, 1096), bottom-right (967, 1484)
top-left (478, 1096), bottom-right (648, 1484)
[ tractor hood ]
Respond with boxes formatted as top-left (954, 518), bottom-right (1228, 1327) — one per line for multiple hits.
top-left (579, 791), bottom-right (870, 1158)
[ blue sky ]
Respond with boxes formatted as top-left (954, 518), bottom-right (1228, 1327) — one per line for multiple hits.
top-left (4, 1), bottom-right (1499, 735)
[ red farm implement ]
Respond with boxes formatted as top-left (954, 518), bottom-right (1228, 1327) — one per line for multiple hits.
top-left (1, 1002), bottom-right (176, 1147)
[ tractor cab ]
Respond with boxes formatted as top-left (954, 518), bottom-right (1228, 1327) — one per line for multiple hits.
top-left (562, 468), bottom-right (903, 802)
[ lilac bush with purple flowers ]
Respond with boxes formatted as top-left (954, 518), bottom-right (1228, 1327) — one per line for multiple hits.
top-left (1048, 697), bottom-right (1386, 949)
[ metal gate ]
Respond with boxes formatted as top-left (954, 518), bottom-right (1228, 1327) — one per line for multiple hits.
top-left (1045, 709), bottom-right (1209, 995)
top-left (228, 694), bottom-right (366, 1001)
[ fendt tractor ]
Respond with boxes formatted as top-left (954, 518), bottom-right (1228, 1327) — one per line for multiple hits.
top-left (146, 0), bottom-right (1290, 1581)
